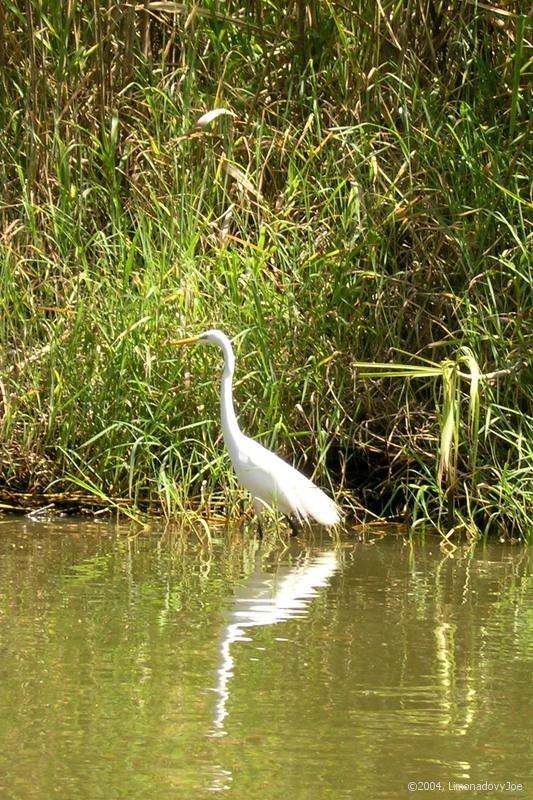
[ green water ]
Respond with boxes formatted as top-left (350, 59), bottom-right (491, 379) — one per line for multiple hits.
top-left (0, 519), bottom-right (530, 799)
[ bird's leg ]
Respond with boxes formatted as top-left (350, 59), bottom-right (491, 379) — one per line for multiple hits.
top-left (287, 516), bottom-right (301, 537)
top-left (252, 499), bottom-right (264, 539)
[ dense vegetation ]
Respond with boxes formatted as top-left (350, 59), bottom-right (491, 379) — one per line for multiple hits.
top-left (0, 1), bottom-right (531, 538)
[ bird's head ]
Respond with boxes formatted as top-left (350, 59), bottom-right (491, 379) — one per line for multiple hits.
top-left (173, 329), bottom-right (231, 349)
top-left (172, 329), bottom-right (235, 373)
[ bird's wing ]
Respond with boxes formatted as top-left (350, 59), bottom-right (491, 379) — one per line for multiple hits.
top-left (232, 436), bottom-right (340, 525)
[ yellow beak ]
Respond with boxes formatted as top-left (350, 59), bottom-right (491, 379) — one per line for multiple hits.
top-left (171, 335), bottom-right (201, 346)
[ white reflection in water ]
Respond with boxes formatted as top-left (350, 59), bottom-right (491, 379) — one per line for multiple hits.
top-left (211, 550), bottom-right (339, 736)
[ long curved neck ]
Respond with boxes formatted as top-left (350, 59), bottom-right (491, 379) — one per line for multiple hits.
top-left (218, 340), bottom-right (242, 445)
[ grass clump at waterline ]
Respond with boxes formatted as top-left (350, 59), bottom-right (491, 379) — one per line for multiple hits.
top-left (0, 2), bottom-right (531, 539)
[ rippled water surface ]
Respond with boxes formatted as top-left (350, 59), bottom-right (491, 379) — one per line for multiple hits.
top-left (0, 518), bottom-right (530, 799)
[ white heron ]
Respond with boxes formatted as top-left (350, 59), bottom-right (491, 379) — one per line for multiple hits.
top-left (174, 329), bottom-right (340, 536)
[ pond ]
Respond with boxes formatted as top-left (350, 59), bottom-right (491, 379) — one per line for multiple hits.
top-left (0, 518), bottom-right (530, 799)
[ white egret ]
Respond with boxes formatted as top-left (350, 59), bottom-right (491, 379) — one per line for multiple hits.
top-left (174, 329), bottom-right (340, 536)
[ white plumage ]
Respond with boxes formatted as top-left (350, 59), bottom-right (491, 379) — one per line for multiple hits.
top-left (175, 329), bottom-right (340, 534)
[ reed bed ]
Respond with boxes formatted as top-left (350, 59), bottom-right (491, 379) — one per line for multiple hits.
top-left (0, 1), bottom-right (531, 539)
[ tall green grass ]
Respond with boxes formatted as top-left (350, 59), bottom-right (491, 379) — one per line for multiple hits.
top-left (0, 1), bottom-right (531, 539)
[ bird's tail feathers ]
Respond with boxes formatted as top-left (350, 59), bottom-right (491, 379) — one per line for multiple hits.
top-left (291, 485), bottom-right (341, 527)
